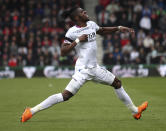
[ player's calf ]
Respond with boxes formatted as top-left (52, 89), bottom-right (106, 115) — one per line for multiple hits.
top-left (111, 77), bottom-right (138, 115)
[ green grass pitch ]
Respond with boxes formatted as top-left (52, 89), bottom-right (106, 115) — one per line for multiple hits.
top-left (0, 77), bottom-right (166, 131)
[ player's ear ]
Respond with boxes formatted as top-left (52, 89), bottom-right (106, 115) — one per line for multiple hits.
top-left (74, 16), bottom-right (79, 21)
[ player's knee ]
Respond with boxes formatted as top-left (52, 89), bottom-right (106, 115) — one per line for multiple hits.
top-left (62, 90), bottom-right (73, 101)
top-left (116, 79), bottom-right (122, 89)
top-left (111, 77), bottom-right (122, 89)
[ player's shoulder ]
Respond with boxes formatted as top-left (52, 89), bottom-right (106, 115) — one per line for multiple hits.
top-left (66, 26), bottom-right (77, 33)
top-left (65, 26), bottom-right (78, 39)
top-left (87, 20), bottom-right (97, 25)
top-left (65, 26), bottom-right (76, 38)
top-left (87, 21), bottom-right (100, 31)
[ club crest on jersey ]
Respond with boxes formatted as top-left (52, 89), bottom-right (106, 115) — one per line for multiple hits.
top-left (88, 32), bottom-right (96, 42)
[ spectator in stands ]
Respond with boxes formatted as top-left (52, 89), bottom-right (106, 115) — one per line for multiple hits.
top-left (150, 46), bottom-right (159, 64)
top-left (143, 34), bottom-right (154, 53)
top-left (103, 52), bottom-right (116, 65)
top-left (130, 48), bottom-right (139, 64)
top-left (139, 15), bottom-right (151, 34)
top-left (139, 48), bottom-right (146, 64)
top-left (95, 3), bottom-right (104, 22)
top-left (105, 41), bottom-right (114, 54)
top-left (106, 0), bottom-right (120, 13)
top-left (44, 4), bottom-right (51, 17)
top-left (137, 29), bottom-right (146, 46)
top-left (116, 54), bottom-right (124, 65)
top-left (10, 42), bottom-right (18, 56)
top-left (102, 34), bottom-right (113, 49)
top-left (151, 29), bottom-right (162, 42)
top-left (96, 0), bottom-right (166, 65)
top-left (52, 53), bottom-right (59, 66)
top-left (38, 55), bottom-right (44, 67)
top-left (1, 0), bottom-right (166, 67)
top-left (107, 13), bottom-right (118, 27)
top-left (17, 55), bottom-right (26, 66)
top-left (8, 55), bottom-right (17, 67)
top-left (119, 13), bottom-right (129, 27)
top-left (162, 33), bottom-right (166, 51)
top-left (130, 32), bottom-right (137, 47)
top-left (155, 41), bottom-right (163, 53)
top-left (26, 49), bottom-right (34, 66)
top-left (120, 32), bottom-right (130, 47)
top-left (35, 3), bottom-right (44, 16)
top-left (157, 0), bottom-right (165, 9)
top-left (99, 0), bottom-right (110, 8)
top-left (142, 6), bottom-right (151, 17)
top-left (151, 10), bottom-right (159, 29)
top-left (122, 41), bottom-right (133, 55)
top-left (2, 54), bottom-right (8, 66)
top-left (159, 14), bottom-right (166, 32)
top-left (113, 47), bottom-right (123, 63)
top-left (112, 34), bottom-right (120, 47)
top-left (43, 50), bottom-right (52, 65)
top-left (133, 0), bottom-right (143, 13)
top-left (97, 8), bottom-right (109, 26)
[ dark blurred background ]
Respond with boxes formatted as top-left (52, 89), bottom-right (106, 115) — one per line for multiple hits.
top-left (0, 0), bottom-right (166, 68)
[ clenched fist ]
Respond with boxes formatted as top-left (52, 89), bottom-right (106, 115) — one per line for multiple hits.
top-left (78, 34), bottom-right (88, 42)
top-left (119, 26), bottom-right (135, 37)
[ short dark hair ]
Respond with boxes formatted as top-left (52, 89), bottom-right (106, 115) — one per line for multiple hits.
top-left (62, 6), bottom-right (79, 20)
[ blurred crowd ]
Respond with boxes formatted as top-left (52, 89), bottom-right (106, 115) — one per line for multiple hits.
top-left (0, 0), bottom-right (84, 67)
top-left (95, 0), bottom-right (166, 65)
top-left (0, 0), bottom-right (166, 67)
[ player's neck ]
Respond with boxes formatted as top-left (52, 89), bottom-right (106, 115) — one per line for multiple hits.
top-left (75, 21), bottom-right (87, 28)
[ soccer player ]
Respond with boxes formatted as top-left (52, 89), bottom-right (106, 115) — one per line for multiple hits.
top-left (21, 7), bottom-right (148, 122)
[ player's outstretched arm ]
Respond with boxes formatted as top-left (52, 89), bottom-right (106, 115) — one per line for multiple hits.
top-left (96, 26), bottom-right (135, 36)
top-left (61, 34), bottom-right (88, 56)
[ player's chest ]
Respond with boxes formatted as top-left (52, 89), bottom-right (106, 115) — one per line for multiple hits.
top-left (74, 26), bottom-right (96, 42)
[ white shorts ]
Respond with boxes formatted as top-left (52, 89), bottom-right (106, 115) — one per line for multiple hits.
top-left (65, 65), bottom-right (115, 95)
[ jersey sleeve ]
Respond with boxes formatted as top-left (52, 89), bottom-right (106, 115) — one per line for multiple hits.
top-left (64, 29), bottom-right (75, 44)
top-left (90, 21), bottom-right (100, 31)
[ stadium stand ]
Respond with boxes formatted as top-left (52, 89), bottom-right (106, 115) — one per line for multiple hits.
top-left (0, 0), bottom-right (84, 67)
top-left (0, 0), bottom-right (166, 67)
top-left (95, 0), bottom-right (166, 65)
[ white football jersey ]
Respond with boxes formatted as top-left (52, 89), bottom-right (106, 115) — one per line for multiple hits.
top-left (64, 21), bottom-right (100, 69)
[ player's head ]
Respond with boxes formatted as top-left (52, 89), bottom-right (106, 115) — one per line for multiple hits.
top-left (62, 7), bottom-right (90, 23)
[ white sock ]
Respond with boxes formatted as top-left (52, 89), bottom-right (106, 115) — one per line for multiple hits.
top-left (30, 93), bottom-right (64, 115)
top-left (114, 86), bottom-right (138, 114)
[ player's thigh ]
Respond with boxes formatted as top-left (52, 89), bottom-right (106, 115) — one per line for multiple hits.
top-left (93, 66), bottom-right (115, 85)
top-left (65, 72), bottom-right (87, 95)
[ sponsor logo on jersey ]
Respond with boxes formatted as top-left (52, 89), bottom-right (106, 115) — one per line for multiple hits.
top-left (74, 26), bottom-right (90, 33)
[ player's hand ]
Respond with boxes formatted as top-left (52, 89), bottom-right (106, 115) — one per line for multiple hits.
top-left (119, 26), bottom-right (135, 36)
top-left (78, 34), bottom-right (88, 42)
